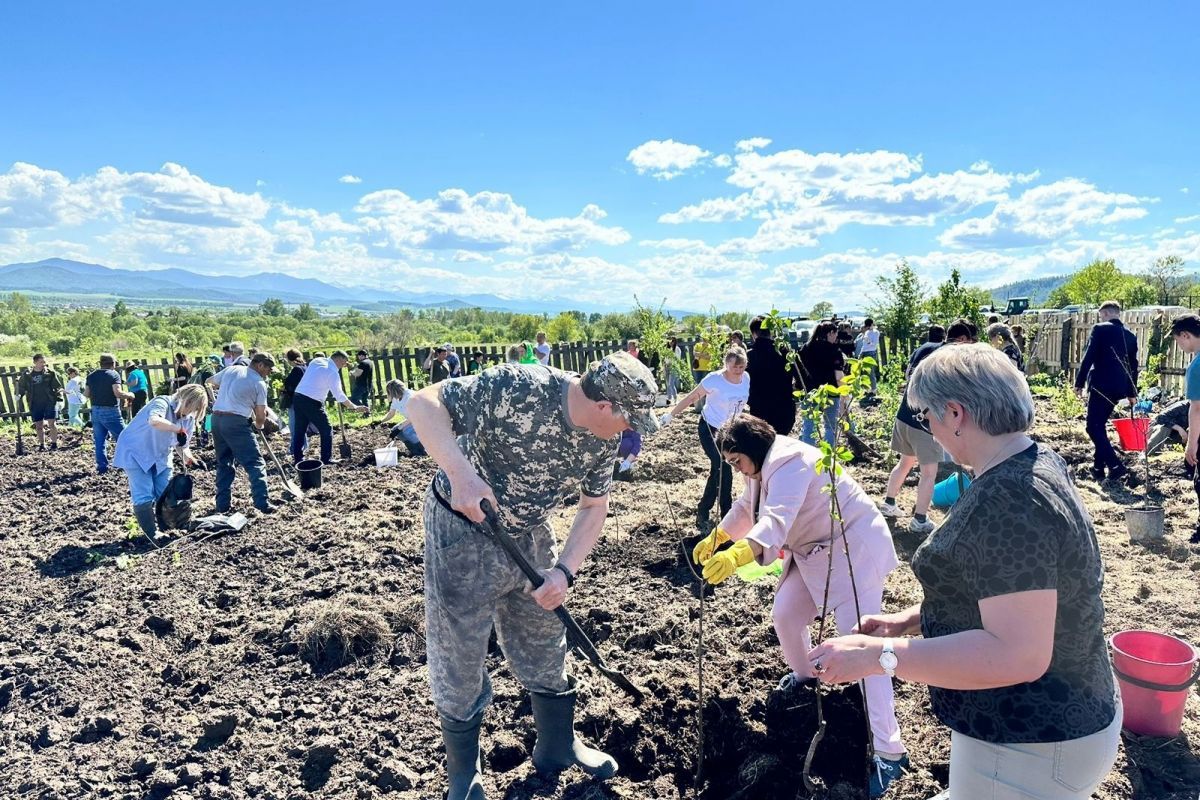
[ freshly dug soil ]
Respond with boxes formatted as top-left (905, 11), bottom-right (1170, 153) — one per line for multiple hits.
top-left (0, 398), bottom-right (1196, 799)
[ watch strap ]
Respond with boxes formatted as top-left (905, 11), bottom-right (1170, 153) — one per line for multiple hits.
top-left (553, 562), bottom-right (576, 587)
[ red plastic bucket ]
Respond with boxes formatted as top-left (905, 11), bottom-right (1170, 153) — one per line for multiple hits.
top-left (1112, 417), bottom-right (1149, 452)
top-left (1110, 630), bottom-right (1199, 737)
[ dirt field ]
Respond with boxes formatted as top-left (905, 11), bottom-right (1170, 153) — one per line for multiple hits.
top-left (1, 397), bottom-right (1198, 800)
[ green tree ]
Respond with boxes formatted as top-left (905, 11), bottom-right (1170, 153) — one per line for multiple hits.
top-left (1141, 255), bottom-right (1190, 304)
top-left (293, 302), bottom-right (319, 321)
top-left (869, 259), bottom-right (925, 347)
top-left (546, 311), bottom-right (585, 342)
top-left (111, 299), bottom-right (129, 319)
top-left (808, 301), bottom-right (834, 319)
top-left (260, 297), bottom-right (286, 317)
top-left (508, 314), bottom-right (545, 342)
top-left (1053, 258), bottom-right (1159, 308)
top-left (925, 268), bottom-right (991, 329)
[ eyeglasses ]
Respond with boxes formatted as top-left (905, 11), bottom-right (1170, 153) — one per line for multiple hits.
top-left (724, 454), bottom-right (741, 466)
top-left (913, 407), bottom-right (930, 424)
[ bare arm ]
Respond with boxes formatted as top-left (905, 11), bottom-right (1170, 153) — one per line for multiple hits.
top-left (812, 590), bottom-right (1056, 690)
top-left (406, 383), bottom-right (496, 522)
top-left (668, 384), bottom-right (707, 416)
top-left (253, 404), bottom-right (267, 430)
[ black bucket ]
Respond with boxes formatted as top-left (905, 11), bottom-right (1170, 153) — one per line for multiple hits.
top-left (296, 459), bottom-right (323, 490)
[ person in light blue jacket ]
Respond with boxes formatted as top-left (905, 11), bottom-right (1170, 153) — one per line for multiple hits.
top-left (113, 384), bottom-right (207, 538)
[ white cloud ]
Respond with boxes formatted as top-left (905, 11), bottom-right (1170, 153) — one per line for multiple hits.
top-left (256, 179), bottom-right (267, 187)
top-left (969, 160), bottom-right (991, 173)
top-left (659, 194), bottom-right (754, 224)
top-left (1182, 187), bottom-right (1190, 194)
top-left (354, 189), bottom-right (629, 255)
top-left (1175, 214), bottom-right (1200, 224)
top-left (626, 139), bottom-right (712, 179)
top-left (339, 174), bottom-right (363, 184)
top-left (939, 178), bottom-right (1149, 249)
top-left (712, 154), bottom-right (733, 168)
top-left (735, 137), bottom-right (772, 153)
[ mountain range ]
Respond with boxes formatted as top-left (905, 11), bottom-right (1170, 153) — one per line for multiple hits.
top-left (0, 258), bottom-right (626, 315)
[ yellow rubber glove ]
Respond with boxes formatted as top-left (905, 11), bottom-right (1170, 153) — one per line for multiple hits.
top-left (692, 527), bottom-right (731, 564)
top-left (701, 540), bottom-right (754, 585)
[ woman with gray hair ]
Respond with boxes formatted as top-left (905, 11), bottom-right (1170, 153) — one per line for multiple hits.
top-left (986, 322), bottom-right (1024, 372)
top-left (810, 344), bottom-right (1120, 799)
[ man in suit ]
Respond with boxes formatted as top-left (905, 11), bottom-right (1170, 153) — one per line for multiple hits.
top-left (1075, 300), bottom-right (1138, 480)
top-left (746, 314), bottom-right (799, 436)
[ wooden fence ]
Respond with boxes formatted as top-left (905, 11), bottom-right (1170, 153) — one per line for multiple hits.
top-left (0, 340), bottom-right (703, 420)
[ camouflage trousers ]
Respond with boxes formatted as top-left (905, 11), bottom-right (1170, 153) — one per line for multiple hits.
top-left (423, 486), bottom-right (569, 722)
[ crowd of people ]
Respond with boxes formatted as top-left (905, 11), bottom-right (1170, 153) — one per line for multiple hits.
top-left (7, 303), bottom-right (1200, 800)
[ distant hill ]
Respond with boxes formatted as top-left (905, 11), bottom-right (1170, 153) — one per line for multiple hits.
top-left (0, 258), bottom-right (643, 316)
top-left (985, 275), bottom-right (1069, 307)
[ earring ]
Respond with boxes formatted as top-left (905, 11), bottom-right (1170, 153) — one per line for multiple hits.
top-left (954, 430), bottom-right (961, 437)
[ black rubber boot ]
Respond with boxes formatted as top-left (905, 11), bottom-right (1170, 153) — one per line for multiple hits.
top-left (133, 502), bottom-right (158, 538)
top-left (531, 680), bottom-right (617, 779)
top-left (439, 713), bottom-right (486, 800)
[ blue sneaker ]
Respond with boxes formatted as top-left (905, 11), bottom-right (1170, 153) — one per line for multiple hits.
top-left (869, 754), bottom-right (909, 798)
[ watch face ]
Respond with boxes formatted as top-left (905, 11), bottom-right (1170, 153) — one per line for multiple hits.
top-left (880, 652), bottom-right (899, 670)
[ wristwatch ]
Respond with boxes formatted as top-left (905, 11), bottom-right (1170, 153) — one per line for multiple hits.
top-left (879, 639), bottom-right (898, 678)
top-left (553, 562), bottom-right (576, 588)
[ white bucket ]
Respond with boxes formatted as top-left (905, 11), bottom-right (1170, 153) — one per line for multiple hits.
top-left (374, 446), bottom-right (399, 468)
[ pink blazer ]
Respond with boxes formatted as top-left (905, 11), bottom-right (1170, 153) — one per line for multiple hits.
top-left (718, 435), bottom-right (899, 579)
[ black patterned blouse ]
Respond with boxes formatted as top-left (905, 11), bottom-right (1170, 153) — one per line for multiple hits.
top-left (911, 444), bottom-right (1116, 743)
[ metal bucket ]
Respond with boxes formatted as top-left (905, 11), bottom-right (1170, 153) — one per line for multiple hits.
top-left (1125, 506), bottom-right (1165, 543)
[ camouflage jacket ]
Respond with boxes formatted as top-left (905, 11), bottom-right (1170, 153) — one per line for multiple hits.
top-left (434, 364), bottom-right (618, 529)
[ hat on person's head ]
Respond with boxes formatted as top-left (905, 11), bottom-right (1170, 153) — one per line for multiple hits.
top-left (584, 351), bottom-right (660, 435)
top-left (442, 342), bottom-right (454, 351)
top-left (356, 349), bottom-right (368, 357)
top-left (207, 354), bottom-right (221, 364)
top-left (435, 346), bottom-right (448, 354)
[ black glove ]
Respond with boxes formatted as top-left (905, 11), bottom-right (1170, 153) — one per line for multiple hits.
top-left (176, 430), bottom-right (188, 446)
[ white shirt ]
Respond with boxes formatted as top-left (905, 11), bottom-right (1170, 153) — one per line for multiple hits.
top-left (65, 377), bottom-right (84, 403)
top-left (389, 389), bottom-right (413, 419)
top-left (700, 370), bottom-right (750, 428)
top-left (295, 357), bottom-right (350, 404)
top-left (856, 328), bottom-right (880, 353)
top-left (534, 342), bottom-right (551, 365)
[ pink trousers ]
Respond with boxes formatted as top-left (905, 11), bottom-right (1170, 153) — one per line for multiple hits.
top-left (773, 550), bottom-right (906, 755)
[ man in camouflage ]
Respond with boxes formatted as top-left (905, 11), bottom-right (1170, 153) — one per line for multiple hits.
top-left (407, 352), bottom-right (659, 800)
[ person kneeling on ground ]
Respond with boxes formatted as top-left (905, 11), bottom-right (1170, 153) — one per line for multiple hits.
top-left (113, 384), bottom-right (206, 538)
top-left (811, 344), bottom-right (1121, 800)
top-left (614, 428), bottom-right (640, 478)
top-left (407, 352), bottom-right (660, 800)
top-left (379, 379), bottom-right (426, 456)
top-left (694, 413), bottom-right (908, 798)
top-left (207, 352), bottom-right (278, 514)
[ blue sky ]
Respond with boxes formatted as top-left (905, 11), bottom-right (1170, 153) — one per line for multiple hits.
top-left (2, 2), bottom-right (1199, 311)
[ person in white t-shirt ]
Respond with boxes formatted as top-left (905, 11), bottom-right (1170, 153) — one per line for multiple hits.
top-left (534, 331), bottom-right (552, 366)
top-left (854, 318), bottom-right (882, 395)
top-left (379, 379), bottom-right (426, 456)
top-left (659, 346), bottom-right (750, 521)
top-left (64, 367), bottom-right (86, 428)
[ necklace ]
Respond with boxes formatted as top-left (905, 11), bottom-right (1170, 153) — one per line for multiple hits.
top-left (974, 437), bottom-right (1032, 476)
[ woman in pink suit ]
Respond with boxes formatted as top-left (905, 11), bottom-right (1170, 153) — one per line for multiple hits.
top-left (693, 413), bottom-right (908, 798)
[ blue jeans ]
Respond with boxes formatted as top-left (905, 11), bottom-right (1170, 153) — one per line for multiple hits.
top-left (91, 406), bottom-right (126, 473)
top-left (390, 423), bottom-right (426, 456)
top-left (800, 400), bottom-right (840, 448)
top-left (125, 462), bottom-right (172, 505)
top-left (212, 414), bottom-right (270, 511)
top-left (666, 372), bottom-right (680, 403)
top-left (67, 401), bottom-right (83, 428)
top-left (287, 405), bottom-right (309, 454)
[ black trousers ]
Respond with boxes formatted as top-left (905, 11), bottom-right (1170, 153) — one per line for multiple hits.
top-left (1085, 391), bottom-right (1120, 470)
top-left (291, 394), bottom-right (333, 463)
top-left (698, 418), bottom-right (732, 517)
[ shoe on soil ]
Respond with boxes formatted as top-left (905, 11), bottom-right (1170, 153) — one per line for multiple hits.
top-left (878, 500), bottom-right (901, 518)
top-left (1088, 466), bottom-right (1106, 481)
top-left (36, 444), bottom-right (45, 452)
top-left (908, 517), bottom-right (935, 534)
top-left (531, 680), bottom-right (618, 779)
top-left (869, 753), bottom-right (910, 798)
top-left (1107, 463), bottom-right (1129, 482)
top-left (49, 442), bottom-right (58, 451)
top-left (439, 713), bottom-right (486, 800)
top-left (254, 503), bottom-right (279, 515)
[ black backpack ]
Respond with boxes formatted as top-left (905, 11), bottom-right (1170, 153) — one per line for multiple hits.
top-left (155, 472), bottom-right (195, 531)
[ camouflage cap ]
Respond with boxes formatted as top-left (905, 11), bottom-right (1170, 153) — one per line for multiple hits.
top-left (586, 351), bottom-right (660, 434)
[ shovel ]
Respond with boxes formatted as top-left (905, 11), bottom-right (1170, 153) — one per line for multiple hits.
top-left (15, 397), bottom-right (27, 456)
top-left (335, 404), bottom-right (352, 460)
top-left (256, 427), bottom-right (305, 500)
top-left (480, 500), bottom-right (644, 703)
